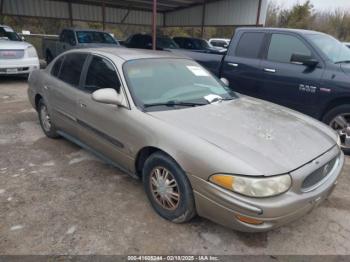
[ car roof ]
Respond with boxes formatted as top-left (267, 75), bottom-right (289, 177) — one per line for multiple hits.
top-left (78, 47), bottom-right (185, 61)
top-left (236, 27), bottom-right (328, 35)
top-left (0, 25), bottom-right (12, 29)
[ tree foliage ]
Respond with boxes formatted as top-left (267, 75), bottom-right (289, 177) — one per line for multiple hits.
top-left (266, 0), bottom-right (350, 41)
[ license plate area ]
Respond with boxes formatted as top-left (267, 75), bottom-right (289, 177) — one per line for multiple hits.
top-left (6, 68), bottom-right (18, 73)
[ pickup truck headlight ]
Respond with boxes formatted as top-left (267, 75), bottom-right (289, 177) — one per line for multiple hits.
top-left (209, 174), bottom-right (291, 198)
top-left (26, 46), bottom-right (38, 58)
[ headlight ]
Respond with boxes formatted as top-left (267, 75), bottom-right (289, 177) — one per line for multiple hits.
top-left (209, 174), bottom-right (292, 198)
top-left (26, 46), bottom-right (38, 58)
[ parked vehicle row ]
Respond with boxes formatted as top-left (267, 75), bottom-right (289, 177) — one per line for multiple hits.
top-left (28, 47), bottom-right (344, 232)
top-left (0, 25), bottom-right (40, 76)
top-left (42, 28), bottom-right (119, 63)
top-left (172, 27), bottom-right (350, 152)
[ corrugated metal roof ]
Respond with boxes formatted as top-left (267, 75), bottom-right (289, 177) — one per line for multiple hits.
top-left (1, 0), bottom-right (267, 26)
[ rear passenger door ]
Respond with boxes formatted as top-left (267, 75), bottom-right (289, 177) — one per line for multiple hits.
top-left (260, 33), bottom-right (324, 116)
top-left (221, 32), bottom-right (266, 97)
top-left (48, 53), bottom-right (88, 138)
top-left (76, 55), bottom-right (133, 171)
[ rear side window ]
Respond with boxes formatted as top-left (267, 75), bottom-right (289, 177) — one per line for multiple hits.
top-left (59, 53), bottom-right (87, 87)
top-left (235, 32), bottom-right (265, 59)
top-left (83, 56), bottom-right (121, 93)
top-left (267, 34), bottom-right (312, 63)
top-left (51, 56), bottom-right (64, 77)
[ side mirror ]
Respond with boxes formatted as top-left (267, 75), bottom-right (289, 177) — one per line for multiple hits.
top-left (21, 36), bottom-right (26, 41)
top-left (92, 88), bottom-right (123, 106)
top-left (220, 77), bottom-right (229, 87)
top-left (291, 54), bottom-right (319, 67)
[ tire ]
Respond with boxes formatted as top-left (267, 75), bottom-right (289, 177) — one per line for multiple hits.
top-left (143, 152), bottom-right (196, 223)
top-left (323, 104), bottom-right (350, 154)
top-left (38, 99), bottom-right (60, 139)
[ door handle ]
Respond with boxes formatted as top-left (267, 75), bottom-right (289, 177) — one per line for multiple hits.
top-left (79, 103), bottom-right (87, 108)
top-left (228, 62), bottom-right (239, 67)
top-left (264, 68), bottom-right (276, 73)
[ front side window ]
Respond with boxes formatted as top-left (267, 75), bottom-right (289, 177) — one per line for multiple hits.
top-left (84, 56), bottom-right (121, 93)
top-left (123, 58), bottom-right (236, 111)
top-left (76, 31), bottom-right (117, 45)
top-left (58, 53), bottom-right (87, 87)
top-left (267, 34), bottom-right (312, 63)
top-left (235, 32), bottom-right (265, 59)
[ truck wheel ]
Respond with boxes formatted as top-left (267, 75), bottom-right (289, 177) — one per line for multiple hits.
top-left (323, 104), bottom-right (350, 154)
top-left (46, 51), bottom-right (53, 64)
top-left (143, 152), bottom-right (196, 223)
top-left (38, 99), bottom-right (60, 139)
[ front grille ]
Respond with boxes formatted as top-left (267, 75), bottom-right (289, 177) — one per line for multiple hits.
top-left (0, 67), bottom-right (28, 72)
top-left (302, 157), bottom-right (338, 190)
top-left (0, 50), bottom-right (24, 59)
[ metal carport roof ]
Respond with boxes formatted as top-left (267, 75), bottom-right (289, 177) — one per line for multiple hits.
top-left (0, 0), bottom-right (268, 49)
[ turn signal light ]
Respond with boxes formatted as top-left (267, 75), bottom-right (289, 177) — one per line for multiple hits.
top-left (236, 215), bottom-right (263, 225)
top-left (209, 175), bottom-right (234, 190)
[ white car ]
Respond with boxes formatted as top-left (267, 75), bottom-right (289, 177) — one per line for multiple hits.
top-left (209, 38), bottom-right (230, 48)
top-left (0, 25), bottom-right (40, 76)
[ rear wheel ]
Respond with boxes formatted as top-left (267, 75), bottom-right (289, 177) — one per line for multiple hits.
top-left (38, 99), bottom-right (60, 139)
top-left (143, 152), bottom-right (196, 223)
top-left (323, 104), bottom-right (350, 154)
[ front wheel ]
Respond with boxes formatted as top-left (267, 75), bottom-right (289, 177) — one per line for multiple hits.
top-left (323, 104), bottom-right (350, 154)
top-left (143, 152), bottom-right (196, 223)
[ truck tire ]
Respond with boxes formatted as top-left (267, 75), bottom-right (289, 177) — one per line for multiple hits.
top-left (323, 104), bottom-right (350, 154)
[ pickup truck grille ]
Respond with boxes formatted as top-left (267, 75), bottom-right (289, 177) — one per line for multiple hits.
top-left (302, 156), bottom-right (338, 190)
top-left (0, 50), bottom-right (24, 59)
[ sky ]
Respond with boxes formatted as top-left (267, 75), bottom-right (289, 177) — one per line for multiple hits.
top-left (272, 0), bottom-right (350, 11)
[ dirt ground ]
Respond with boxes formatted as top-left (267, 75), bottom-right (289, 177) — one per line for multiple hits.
top-left (0, 76), bottom-right (349, 255)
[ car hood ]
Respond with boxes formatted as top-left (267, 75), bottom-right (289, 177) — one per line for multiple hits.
top-left (148, 96), bottom-right (337, 175)
top-left (0, 40), bottom-right (32, 50)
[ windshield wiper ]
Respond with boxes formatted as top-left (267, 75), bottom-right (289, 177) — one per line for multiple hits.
top-left (335, 60), bottom-right (350, 64)
top-left (144, 100), bottom-right (208, 108)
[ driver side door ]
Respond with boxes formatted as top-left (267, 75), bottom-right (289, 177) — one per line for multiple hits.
top-left (76, 54), bottom-right (134, 172)
top-left (260, 33), bottom-right (324, 116)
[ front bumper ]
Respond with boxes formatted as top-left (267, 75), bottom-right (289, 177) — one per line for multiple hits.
top-left (0, 57), bottom-right (40, 75)
top-left (189, 146), bottom-right (344, 232)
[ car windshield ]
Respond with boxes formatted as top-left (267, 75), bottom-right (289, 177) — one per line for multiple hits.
top-left (0, 27), bottom-right (22, 41)
top-left (76, 31), bottom-right (117, 44)
top-left (157, 37), bottom-right (179, 49)
top-left (123, 58), bottom-right (236, 111)
top-left (306, 33), bottom-right (350, 63)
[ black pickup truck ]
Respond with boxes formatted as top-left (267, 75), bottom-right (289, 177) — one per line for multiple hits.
top-left (172, 27), bottom-right (350, 152)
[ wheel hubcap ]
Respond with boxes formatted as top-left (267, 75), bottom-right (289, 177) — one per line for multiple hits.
top-left (149, 167), bottom-right (180, 210)
top-left (330, 113), bottom-right (350, 149)
top-left (40, 105), bottom-right (51, 132)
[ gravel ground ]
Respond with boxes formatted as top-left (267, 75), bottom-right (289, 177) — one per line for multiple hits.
top-left (0, 76), bottom-right (349, 255)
